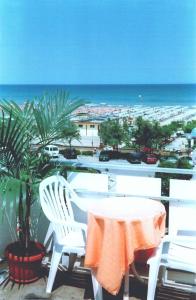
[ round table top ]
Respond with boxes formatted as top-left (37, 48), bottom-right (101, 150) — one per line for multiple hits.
top-left (87, 197), bottom-right (165, 221)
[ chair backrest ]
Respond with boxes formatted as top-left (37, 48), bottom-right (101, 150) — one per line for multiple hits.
top-left (115, 175), bottom-right (161, 197)
top-left (39, 175), bottom-right (80, 244)
top-left (67, 172), bottom-right (109, 193)
top-left (169, 179), bottom-right (196, 235)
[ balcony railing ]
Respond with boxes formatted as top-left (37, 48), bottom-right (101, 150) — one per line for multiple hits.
top-left (62, 160), bottom-right (196, 202)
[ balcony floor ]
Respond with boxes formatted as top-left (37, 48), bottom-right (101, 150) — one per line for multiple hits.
top-left (0, 261), bottom-right (195, 300)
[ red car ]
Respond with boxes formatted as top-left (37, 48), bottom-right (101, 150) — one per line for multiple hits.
top-left (142, 154), bottom-right (158, 164)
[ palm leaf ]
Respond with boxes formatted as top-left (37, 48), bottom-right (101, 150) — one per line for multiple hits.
top-left (0, 110), bottom-right (31, 175)
top-left (33, 90), bottom-right (86, 144)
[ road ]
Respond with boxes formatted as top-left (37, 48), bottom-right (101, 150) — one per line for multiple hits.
top-left (51, 154), bottom-right (159, 177)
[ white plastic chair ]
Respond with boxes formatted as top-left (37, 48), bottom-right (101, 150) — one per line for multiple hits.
top-left (115, 175), bottom-right (161, 197)
top-left (39, 175), bottom-right (103, 299)
top-left (67, 172), bottom-right (109, 195)
top-left (44, 172), bottom-right (108, 252)
top-left (147, 179), bottom-right (196, 300)
top-left (168, 179), bottom-right (196, 235)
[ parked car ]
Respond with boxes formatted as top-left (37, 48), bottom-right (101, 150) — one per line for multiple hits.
top-left (142, 154), bottom-right (158, 164)
top-left (126, 152), bottom-right (144, 164)
top-left (99, 151), bottom-right (110, 161)
top-left (99, 150), bottom-right (128, 162)
top-left (43, 145), bottom-right (59, 158)
top-left (64, 148), bottom-right (77, 159)
top-left (160, 155), bottom-right (179, 164)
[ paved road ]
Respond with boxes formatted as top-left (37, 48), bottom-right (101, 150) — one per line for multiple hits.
top-left (51, 155), bottom-right (159, 177)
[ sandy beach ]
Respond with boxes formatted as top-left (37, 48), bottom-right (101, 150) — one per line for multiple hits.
top-left (75, 104), bottom-right (196, 125)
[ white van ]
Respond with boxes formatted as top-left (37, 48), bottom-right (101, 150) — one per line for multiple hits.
top-left (43, 145), bottom-right (59, 158)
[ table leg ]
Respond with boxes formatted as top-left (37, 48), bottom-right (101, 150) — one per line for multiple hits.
top-left (123, 269), bottom-right (129, 300)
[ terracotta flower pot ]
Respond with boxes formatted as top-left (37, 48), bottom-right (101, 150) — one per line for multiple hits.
top-left (5, 241), bottom-right (45, 284)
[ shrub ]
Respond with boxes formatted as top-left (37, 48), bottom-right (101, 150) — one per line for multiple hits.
top-left (81, 150), bottom-right (94, 156)
top-left (156, 161), bottom-right (192, 196)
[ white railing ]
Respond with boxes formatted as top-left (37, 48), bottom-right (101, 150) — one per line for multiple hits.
top-left (76, 161), bottom-right (196, 176)
top-left (63, 160), bottom-right (196, 203)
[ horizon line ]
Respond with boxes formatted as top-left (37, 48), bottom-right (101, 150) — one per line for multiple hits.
top-left (0, 82), bottom-right (196, 86)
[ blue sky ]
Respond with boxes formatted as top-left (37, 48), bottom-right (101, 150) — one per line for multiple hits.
top-left (0, 0), bottom-right (195, 84)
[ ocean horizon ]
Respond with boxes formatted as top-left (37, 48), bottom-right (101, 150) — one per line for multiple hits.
top-left (0, 84), bottom-right (196, 107)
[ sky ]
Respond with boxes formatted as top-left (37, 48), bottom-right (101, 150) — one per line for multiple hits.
top-left (0, 0), bottom-right (195, 84)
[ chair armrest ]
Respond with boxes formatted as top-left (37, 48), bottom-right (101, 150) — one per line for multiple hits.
top-left (163, 234), bottom-right (196, 246)
top-left (52, 219), bottom-right (87, 234)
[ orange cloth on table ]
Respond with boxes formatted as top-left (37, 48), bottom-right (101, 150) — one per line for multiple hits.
top-left (84, 198), bottom-right (166, 295)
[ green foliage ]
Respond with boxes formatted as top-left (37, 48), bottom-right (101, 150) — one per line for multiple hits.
top-left (133, 117), bottom-right (164, 148)
top-left (183, 120), bottom-right (196, 133)
top-left (121, 118), bottom-right (133, 147)
top-left (76, 149), bottom-right (81, 155)
top-left (0, 90), bottom-right (85, 249)
top-left (81, 150), bottom-right (94, 156)
top-left (43, 164), bottom-right (99, 179)
top-left (61, 121), bottom-right (80, 147)
top-left (99, 118), bottom-right (130, 149)
top-left (156, 160), bottom-right (192, 196)
top-left (166, 121), bottom-right (184, 133)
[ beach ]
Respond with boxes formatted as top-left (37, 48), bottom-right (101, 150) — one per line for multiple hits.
top-left (1, 84), bottom-right (196, 126)
top-left (75, 103), bottom-right (196, 125)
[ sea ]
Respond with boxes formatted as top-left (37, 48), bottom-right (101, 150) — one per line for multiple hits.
top-left (0, 84), bottom-right (196, 107)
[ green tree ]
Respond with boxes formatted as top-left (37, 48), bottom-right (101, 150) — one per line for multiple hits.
top-left (156, 160), bottom-right (192, 196)
top-left (122, 118), bottom-right (133, 148)
top-left (183, 120), bottom-right (196, 133)
top-left (133, 117), bottom-right (154, 148)
top-left (99, 119), bottom-right (124, 150)
top-left (0, 90), bottom-right (85, 251)
top-left (133, 117), bottom-right (182, 150)
top-left (165, 121), bottom-right (184, 134)
top-left (151, 121), bottom-right (164, 149)
top-left (61, 121), bottom-right (80, 148)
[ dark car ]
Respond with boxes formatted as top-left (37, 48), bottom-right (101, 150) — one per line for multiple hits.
top-left (60, 148), bottom-right (77, 159)
top-left (127, 152), bottom-right (144, 164)
top-left (99, 150), bottom-right (110, 161)
top-left (142, 154), bottom-right (158, 164)
top-left (99, 150), bottom-right (126, 162)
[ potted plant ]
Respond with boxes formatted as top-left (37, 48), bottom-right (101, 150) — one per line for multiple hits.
top-left (0, 91), bottom-right (84, 283)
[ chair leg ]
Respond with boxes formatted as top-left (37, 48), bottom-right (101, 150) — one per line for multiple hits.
top-left (147, 257), bottom-right (160, 300)
top-left (91, 271), bottom-right (103, 300)
top-left (123, 270), bottom-right (129, 300)
top-left (46, 244), bottom-right (63, 294)
top-left (44, 222), bottom-right (53, 253)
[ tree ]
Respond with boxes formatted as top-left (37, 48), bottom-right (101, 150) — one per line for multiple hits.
top-left (133, 117), bottom-right (181, 150)
top-left (122, 118), bottom-right (133, 148)
top-left (183, 120), bottom-right (196, 133)
top-left (0, 90), bottom-right (85, 251)
top-left (133, 117), bottom-right (154, 148)
top-left (61, 121), bottom-right (80, 148)
top-left (99, 119), bottom-right (125, 150)
top-left (165, 121), bottom-right (184, 135)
